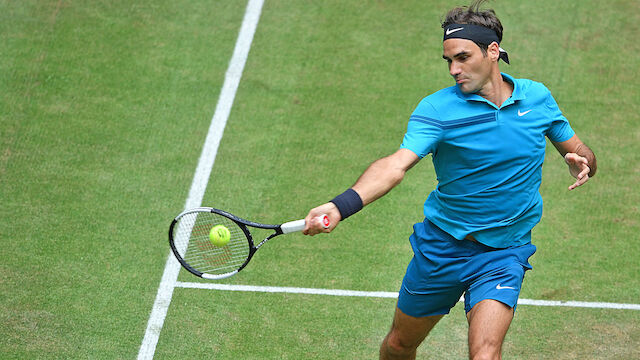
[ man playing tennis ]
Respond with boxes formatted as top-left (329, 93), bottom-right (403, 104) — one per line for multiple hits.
top-left (303, 1), bottom-right (597, 359)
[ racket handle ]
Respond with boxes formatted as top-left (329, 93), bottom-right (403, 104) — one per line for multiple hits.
top-left (281, 214), bottom-right (330, 234)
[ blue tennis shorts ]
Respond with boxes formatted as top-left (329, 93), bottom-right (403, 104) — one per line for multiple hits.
top-left (398, 219), bottom-right (536, 317)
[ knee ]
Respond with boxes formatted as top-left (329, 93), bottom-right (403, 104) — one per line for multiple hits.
top-left (469, 341), bottom-right (502, 360)
top-left (470, 352), bottom-right (500, 360)
top-left (383, 331), bottom-right (419, 357)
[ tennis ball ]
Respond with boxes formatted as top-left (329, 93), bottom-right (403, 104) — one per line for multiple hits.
top-left (209, 225), bottom-right (231, 247)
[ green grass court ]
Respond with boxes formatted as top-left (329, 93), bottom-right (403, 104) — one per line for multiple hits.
top-left (1, 0), bottom-right (639, 358)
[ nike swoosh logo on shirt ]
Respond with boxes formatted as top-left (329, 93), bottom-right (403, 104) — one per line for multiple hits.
top-left (446, 27), bottom-right (464, 35)
top-left (518, 109), bottom-right (532, 116)
top-left (496, 284), bottom-right (516, 290)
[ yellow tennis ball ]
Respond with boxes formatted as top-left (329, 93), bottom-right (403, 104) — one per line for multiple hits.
top-left (209, 225), bottom-right (231, 247)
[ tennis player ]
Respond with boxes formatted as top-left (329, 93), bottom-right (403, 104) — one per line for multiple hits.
top-left (303, 1), bottom-right (597, 359)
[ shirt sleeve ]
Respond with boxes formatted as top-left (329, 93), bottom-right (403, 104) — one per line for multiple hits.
top-left (544, 92), bottom-right (575, 142)
top-left (399, 99), bottom-right (443, 158)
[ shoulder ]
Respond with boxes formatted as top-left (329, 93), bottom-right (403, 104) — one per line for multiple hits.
top-left (413, 86), bottom-right (460, 117)
top-left (424, 85), bottom-right (460, 105)
top-left (524, 79), bottom-right (551, 95)
top-left (509, 76), bottom-right (570, 129)
top-left (519, 79), bottom-right (562, 111)
top-left (510, 75), bottom-right (552, 99)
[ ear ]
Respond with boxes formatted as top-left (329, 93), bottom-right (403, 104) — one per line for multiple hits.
top-left (487, 42), bottom-right (501, 62)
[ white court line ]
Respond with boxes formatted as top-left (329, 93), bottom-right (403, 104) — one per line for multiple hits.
top-left (176, 282), bottom-right (640, 311)
top-left (137, 1), bottom-right (265, 359)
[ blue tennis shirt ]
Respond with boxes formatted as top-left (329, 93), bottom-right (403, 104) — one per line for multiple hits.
top-left (400, 73), bottom-right (575, 248)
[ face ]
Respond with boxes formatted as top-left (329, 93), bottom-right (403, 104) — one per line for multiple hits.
top-left (442, 38), bottom-right (495, 94)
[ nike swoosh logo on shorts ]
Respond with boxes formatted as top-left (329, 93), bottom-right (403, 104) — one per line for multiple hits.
top-left (446, 27), bottom-right (464, 35)
top-left (496, 284), bottom-right (516, 290)
top-left (518, 109), bottom-right (532, 116)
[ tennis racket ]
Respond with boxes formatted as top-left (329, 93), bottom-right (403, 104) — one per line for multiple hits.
top-left (169, 207), bottom-right (330, 280)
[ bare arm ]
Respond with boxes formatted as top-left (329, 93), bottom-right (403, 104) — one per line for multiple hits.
top-left (352, 148), bottom-right (421, 205)
top-left (303, 149), bottom-right (420, 235)
top-left (551, 134), bottom-right (597, 190)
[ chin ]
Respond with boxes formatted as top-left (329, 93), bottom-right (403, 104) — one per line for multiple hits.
top-left (458, 83), bottom-right (479, 94)
top-left (458, 84), bottom-right (473, 94)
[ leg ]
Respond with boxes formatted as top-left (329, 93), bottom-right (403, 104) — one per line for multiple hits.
top-left (462, 243), bottom-right (537, 359)
top-left (380, 306), bottom-right (444, 360)
top-left (466, 299), bottom-right (514, 360)
top-left (386, 219), bottom-right (477, 359)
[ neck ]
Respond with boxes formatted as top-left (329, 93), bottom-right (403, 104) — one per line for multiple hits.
top-left (477, 69), bottom-right (513, 107)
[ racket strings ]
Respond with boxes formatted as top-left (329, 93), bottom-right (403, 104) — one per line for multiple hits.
top-left (173, 212), bottom-right (250, 275)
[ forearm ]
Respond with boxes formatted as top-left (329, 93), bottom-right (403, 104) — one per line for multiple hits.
top-left (304, 149), bottom-right (418, 234)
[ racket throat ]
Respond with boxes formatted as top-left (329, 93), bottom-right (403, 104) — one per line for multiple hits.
top-left (255, 232), bottom-right (279, 250)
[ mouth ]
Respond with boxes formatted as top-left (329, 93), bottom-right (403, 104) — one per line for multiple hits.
top-left (454, 76), bottom-right (466, 84)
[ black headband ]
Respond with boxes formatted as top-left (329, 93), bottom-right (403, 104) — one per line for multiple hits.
top-left (443, 23), bottom-right (510, 64)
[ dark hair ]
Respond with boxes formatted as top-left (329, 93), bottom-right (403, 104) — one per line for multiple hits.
top-left (442, 0), bottom-right (503, 54)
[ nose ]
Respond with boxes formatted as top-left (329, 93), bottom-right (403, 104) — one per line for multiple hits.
top-left (449, 61), bottom-right (461, 77)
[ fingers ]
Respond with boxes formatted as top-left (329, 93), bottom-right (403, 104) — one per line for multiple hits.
top-left (568, 173), bottom-right (589, 190)
top-left (564, 152), bottom-right (588, 166)
top-left (577, 163), bottom-right (590, 180)
top-left (302, 203), bottom-right (341, 236)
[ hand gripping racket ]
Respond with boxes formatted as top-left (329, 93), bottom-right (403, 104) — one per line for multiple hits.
top-left (169, 207), bottom-right (330, 280)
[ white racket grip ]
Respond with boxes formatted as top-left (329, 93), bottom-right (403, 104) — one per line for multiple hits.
top-left (281, 214), bottom-right (330, 234)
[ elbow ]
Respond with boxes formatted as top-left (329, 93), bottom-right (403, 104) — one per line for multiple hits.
top-left (391, 169), bottom-right (407, 187)
top-left (380, 156), bottom-right (408, 187)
